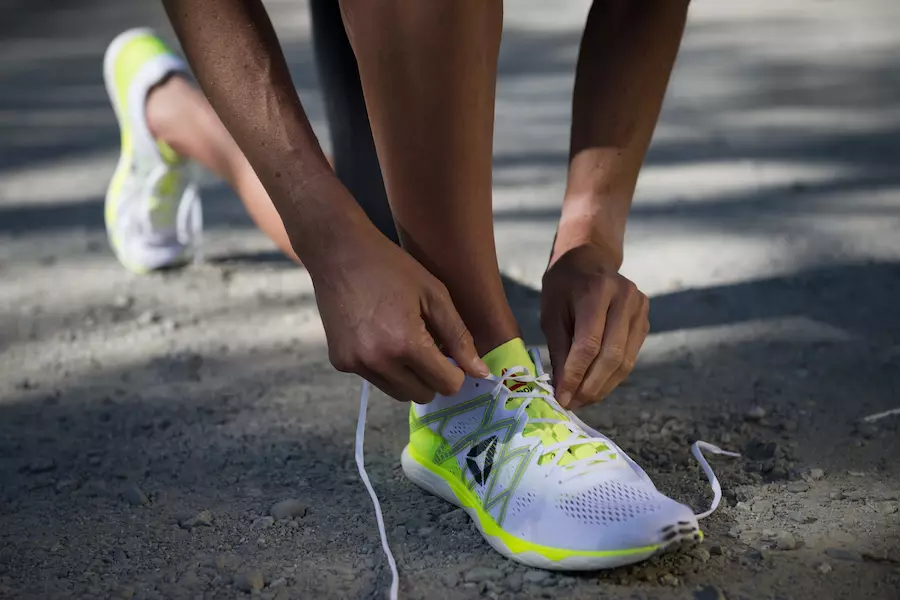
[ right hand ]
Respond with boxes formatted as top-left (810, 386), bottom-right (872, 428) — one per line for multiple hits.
top-left (311, 223), bottom-right (490, 404)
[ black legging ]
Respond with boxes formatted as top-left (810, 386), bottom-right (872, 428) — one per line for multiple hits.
top-left (308, 0), bottom-right (399, 244)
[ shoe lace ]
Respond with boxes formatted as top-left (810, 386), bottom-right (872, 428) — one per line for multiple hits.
top-left (353, 372), bottom-right (739, 600)
top-left (136, 163), bottom-right (203, 261)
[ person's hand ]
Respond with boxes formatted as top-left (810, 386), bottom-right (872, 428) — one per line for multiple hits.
top-left (541, 244), bottom-right (649, 409)
top-left (310, 222), bottom-right (490, 404)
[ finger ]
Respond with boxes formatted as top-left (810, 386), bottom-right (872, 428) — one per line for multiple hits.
top-left (423, 287), bottom-right (490, 379)
top-left (542, 314), bottom-right (572, 393)
top-left (407, 335), bottom-right (466, 397)
top-left (556, 295), bottom-right (612, 408)
top-left (361, 365), bottom-right (434, 404)
top-left (571, 299), bottom-right (631, 409)
top-left (597, 307), bottom-right (650, 399)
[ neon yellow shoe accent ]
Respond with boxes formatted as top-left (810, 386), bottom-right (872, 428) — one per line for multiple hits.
top-left (482, 338), bottom-right (607, 466)
top-left (405, 443), bottom-right (666, 561)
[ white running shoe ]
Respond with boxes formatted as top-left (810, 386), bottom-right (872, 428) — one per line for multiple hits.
top-left (399, 338), bottom-right (737, 570)
top-left (103, 28), bottom-right (201, 273)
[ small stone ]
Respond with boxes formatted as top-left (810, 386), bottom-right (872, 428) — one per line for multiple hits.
top-left (27, 457), bottom-right (56, 474)
top-left (752, 499), bottom-right (774, 514)
top-left (728, 526), bottom-right (743, 539)
top-left (848, 471), bottom-right (866, 478)
top-left (789, 511), bottom-right (816, 524)
top-left (441, 572), bottom-right (459, 587)
top-left (659, 573), bottom-right (679, 586)
top-left (505, 572), bottom-right (523, 592)
top-left (709, 545), bottom-right (724, 556)
top-left (774, 532), bottom-right (798, 551)
top-left (235, 570), bottom-right (265, 592)
top-left (744, 406), bottom-right (767, 421)
top-left (136, 310), bottom-right (161, 326)
top-left (123, 484), bottom-right (149, 506)
top-left (270, 499), bottom-right (308, 520)
top-left (787, 481), bottom-right (810, 493)
top-left (288, 520), bottom-right (301, 529)
top-left (557, 576), bottom-right (576, 588)
top-left (816, 562), bottom-right (833, 574)
top-left (734, 501), bottom-right (751, 512)
top-left (181, 510), bottom-right (213, 529)
top-left (690, 548), bottom-right (711, 563)
top-left (842, 490), bottom-right (866, 501)
top-left (694, 585), bottom-right (727, 600)
top-left (808, 468), bottom-right (825, 481)
top-left (523, 570), bottom-right (550, 585)
top-left (252, 516), bottom-right (275, 531)
top-left (112, 295), bottom-right (134, 309)
top-left (439, 508), bottom-right (467, 524)
top-left (269, 577), bottom-right (286, 589)
top-left (463, 567), bottom-right (503, 583)
top-left (877, 502), bottom-right (898, 515)
top-left (417, 526), bottom-right (434, 536)
top-left (825, 548), bottom-right (863, 562)
top-left (55, 478), bottom-right (80, 493)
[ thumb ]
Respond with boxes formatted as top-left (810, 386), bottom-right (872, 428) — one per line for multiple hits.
top-left (423, 288), bottom-right (490, 379)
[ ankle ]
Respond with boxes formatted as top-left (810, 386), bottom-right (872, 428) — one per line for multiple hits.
top-left (145, 74), bottom-right (192, 144)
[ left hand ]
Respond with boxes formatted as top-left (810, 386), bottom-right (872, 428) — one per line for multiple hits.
top-left (541, 244), bottom-right (650, 410)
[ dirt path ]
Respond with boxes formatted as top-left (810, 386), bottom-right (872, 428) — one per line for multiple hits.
top-left (1, 1), bottom-right (899, 599)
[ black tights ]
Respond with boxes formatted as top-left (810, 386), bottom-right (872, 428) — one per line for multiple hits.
top-left (309, 0), bottom-right (398, 244)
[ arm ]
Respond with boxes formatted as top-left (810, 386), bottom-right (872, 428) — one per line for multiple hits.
top-left (162, 0), bottom-right (489, 399)
top-left (543, 0), bottom-right (689, 408)
top-left (162, 0), bottom-right (371, 274)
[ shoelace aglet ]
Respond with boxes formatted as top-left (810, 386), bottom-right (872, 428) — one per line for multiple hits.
top-left (691, 440), bottom-right (741, 520)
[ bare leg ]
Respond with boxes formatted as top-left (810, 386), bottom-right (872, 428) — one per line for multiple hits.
top-left (339, 0), bottom-right (517, 355)
top-left (146, 75), bottom-right (299, 262)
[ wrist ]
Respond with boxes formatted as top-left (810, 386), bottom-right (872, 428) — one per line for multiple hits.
top-left (550, 195), bottom-right (626, 271)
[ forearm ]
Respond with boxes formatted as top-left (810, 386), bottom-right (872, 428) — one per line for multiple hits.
top-left (162, 0), bottom-right (376, 272)
top-left (553, 0), bottom-right (689, 269)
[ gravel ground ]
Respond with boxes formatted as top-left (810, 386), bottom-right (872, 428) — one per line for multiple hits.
top-left (2, 1), bottom-right (900, 599)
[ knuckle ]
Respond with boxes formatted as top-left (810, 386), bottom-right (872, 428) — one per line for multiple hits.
top-left (600, 344), bottom-right (625, 363)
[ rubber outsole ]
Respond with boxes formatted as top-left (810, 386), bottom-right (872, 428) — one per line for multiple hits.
top-left (401, 445), bottom-right (702, 571)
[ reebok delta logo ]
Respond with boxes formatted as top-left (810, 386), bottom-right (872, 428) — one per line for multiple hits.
top-left (466, 435), bottom-right (498, 485)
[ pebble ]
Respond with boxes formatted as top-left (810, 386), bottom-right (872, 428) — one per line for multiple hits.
top-left (808, 468), bottom-right (825, 480)
top-left (235, 570), bottom-right (265, 592)
top-left (789, 511), bottom-right (816, 524)
top-left (842, 490), bottom-right (867, 501)
top-left (463, 567), bottom-right (503, 583)
top-left (252, 516), bottom-right (275, 531)
top-left (441, 572), bottom-right (459, 587)
top-left (774, 532), bottom-right (798, 551)
top-left (27, 457), bottom-right (56, 474)
top-left (136, 310), bottom-right (161, 326)
top-left (709, 545), bottom-right (724, 556)
top-left (877, 502), bottom-right (898, 515)
top-left (270, 499), bottom-right (307, 520)
top-left (816, 562), bottom-right (833, 574)
top-left (690, 548), bottom-right (711, 563)
top-left (787, 481), bottom-right (810, 493)
top-left (179, 570), bottom-right (203, 588)
top-left (438, 508), bottom-right (467, 525)
top-left (112, 295), bottom-right (134, 309)
top-left (181, 510), bottom-right (213, 529)
top-left (744, 406), bottom-right (767, 421)
top-left (288, 520), bottom-right (301, 529)
top-left (123, 484), bottom-right (149, 506)
top-left (752, 500), bottom-right (774, 514)
top-left (269, 577), bottom-right (287, 589)
top-left (523, 570), bottom-right (551, 585)
top-left (825, 548), bottom-right (863, 562)
top-left (659, 573), bottom-right (679, 587)
top-left (505, 572), bottom-right (523, 592)
top-left (694, 585), bottom-right (727, 600)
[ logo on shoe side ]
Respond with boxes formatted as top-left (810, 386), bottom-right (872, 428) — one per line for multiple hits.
top-left (466, 435), bottom-right (498, 485)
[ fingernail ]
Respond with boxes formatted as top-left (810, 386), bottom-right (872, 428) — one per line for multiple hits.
top-left (558, 391), bottom-right (571, 407)
top-left (475, 359), bottom-right (490, 378)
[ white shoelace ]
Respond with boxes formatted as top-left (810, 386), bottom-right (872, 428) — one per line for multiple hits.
top-left (354, 370), bottom-right (739, 600)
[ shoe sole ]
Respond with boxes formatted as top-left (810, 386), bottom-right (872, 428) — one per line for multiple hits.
top-left (401, 444), bottom-right (702, 571)
top-left (103, 29), bottom-right (191, 274)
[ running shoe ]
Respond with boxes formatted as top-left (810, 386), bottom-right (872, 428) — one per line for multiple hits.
top-left (103, 28), bottom-right (201, 273)
top-left (399, 338), bottom-right (736, 570)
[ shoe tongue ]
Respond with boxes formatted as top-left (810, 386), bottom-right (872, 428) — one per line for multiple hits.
top-left (481, 339), bottom-right (606, 465)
